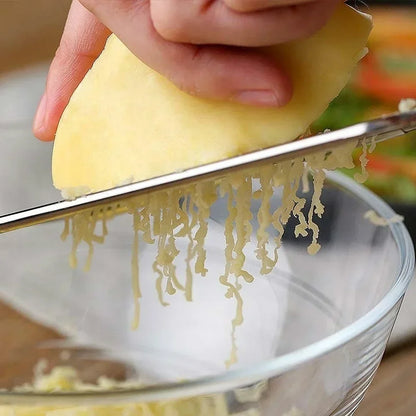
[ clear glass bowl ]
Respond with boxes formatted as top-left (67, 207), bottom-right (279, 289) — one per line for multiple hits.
top-left (0, 134), bottom-right (414, 416)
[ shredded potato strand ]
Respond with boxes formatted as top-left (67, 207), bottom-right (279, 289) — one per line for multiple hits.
top-left (218, 183), bottom-right (244, 368)
top-left (131, 209), bottom-right (141, 330)
top-left (62, 142), bottom-right (363, 366)
top-left (255, 166), bottom-right (276, 274)
top-left (355, 140), bottom-right (370, 183)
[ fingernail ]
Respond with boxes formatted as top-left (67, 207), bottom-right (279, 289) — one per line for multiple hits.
top-left (33, 94), bottom-right (48, 138)
top-left (232, 89), bottom-right (280, 107)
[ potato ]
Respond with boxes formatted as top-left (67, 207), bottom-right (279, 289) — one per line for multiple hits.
top-left (52, 4), bottom-right (372, 197)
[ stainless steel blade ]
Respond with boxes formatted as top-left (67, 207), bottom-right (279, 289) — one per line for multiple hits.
top-left (1, 110), bottom-right (415, 234)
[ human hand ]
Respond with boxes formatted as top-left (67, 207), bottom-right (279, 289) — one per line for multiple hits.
top-left (33, 0), bottom-right (340, 141)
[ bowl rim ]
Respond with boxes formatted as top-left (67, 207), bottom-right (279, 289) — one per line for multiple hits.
top-left (2, 170), bottom-right (414, 405)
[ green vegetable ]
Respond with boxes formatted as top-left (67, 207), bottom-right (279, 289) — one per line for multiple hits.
top-left (312, 87), bottom-right (377, 132)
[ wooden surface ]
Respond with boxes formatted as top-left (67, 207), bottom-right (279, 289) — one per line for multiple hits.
top-left (0, 0), bottom-right (71, 75)
top-left (356, 345), bottom-right (416, 416)
top-left (0, 301), bottom-right (128, 390)
top-left (0, 0), bottom-right (415, 414)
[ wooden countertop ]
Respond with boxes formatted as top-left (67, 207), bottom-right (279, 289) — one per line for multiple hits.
top-left (357, 344), bottom-right (416, 416)
top-left (0, 0), bottom-right (71, 75)
top-left (0, 1), bottom-right (415, 414)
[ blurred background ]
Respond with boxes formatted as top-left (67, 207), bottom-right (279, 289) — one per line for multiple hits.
top-left (317, 1), bottom-right (416, 236)
top-left (0, 1), bottom-right (415, 415)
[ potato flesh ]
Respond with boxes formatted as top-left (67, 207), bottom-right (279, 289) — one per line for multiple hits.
top-left (52, 4), bottom-right (372, 196)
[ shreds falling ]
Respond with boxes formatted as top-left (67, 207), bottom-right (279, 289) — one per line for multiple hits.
top-left (61, 140), bottom-right (365, 366)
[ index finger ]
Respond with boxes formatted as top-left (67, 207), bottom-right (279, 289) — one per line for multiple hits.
top-left (33, 0), bottom-right (110, 141)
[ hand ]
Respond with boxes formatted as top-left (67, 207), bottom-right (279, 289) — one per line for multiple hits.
top-left (33, 0), bottom-right (340, 141)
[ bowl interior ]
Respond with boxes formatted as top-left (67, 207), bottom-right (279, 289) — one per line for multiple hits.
top-left (0, 170), bottom-right (407, 393)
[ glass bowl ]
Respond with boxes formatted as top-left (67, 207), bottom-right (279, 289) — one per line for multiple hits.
top-left (0, 126), bottom-right (414, 416)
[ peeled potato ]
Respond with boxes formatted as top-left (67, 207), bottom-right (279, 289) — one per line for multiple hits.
top-left (52, 4), bottom-right (372, 197)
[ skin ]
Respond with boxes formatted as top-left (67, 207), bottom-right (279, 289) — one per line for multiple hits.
top-left (33, 0), bottom-right (341, 142)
